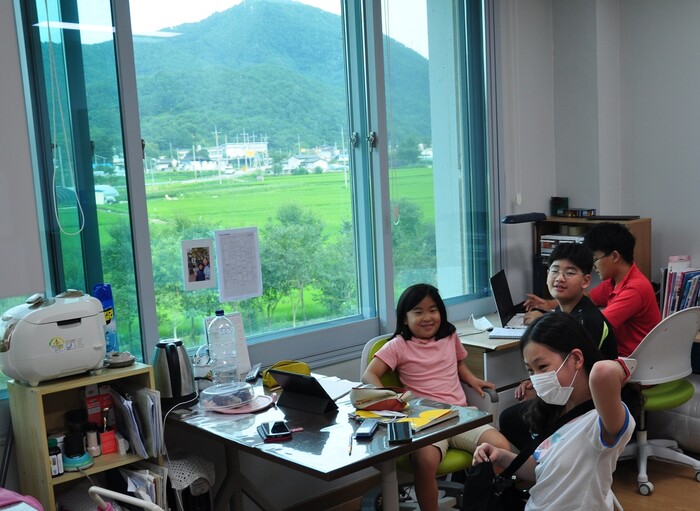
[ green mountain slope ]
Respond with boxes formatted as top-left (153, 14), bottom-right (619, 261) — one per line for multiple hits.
top-left (82, 0), bottom-right (429, 156)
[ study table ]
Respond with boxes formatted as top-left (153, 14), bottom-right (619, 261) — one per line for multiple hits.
top-left (454, 315), bottom-right (530, 424)
top-left (169, 385), bottom-right (491, 511)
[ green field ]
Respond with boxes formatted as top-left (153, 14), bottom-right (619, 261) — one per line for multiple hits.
top-left (136, 167), bottom-right (435, 233)
top-left (98, 166), bottom-right (437, 348)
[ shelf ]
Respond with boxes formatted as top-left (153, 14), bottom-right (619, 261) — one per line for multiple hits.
top-left (8, 362), bottom-right (158, 511)
top-left (532, 216), bottom-right (651, 297)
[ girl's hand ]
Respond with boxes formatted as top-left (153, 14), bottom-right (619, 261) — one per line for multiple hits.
top-left (472, 443), bottom-right (497, 465)
top-left (466, 375), bottom-right (496, 397)
top-left (514, 379), bottom-right (534, 401)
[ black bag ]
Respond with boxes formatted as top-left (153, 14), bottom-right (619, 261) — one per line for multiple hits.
top-left (461, 400), bottom-right (595, 511)
top-left (461, 461), bottom-right (528, 511)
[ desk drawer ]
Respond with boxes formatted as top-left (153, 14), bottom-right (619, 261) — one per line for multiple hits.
top-left (483, 349), bottom-right (528, 390)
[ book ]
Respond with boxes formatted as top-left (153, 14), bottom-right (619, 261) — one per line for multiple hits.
top-left (351, 397), bottom-right (459, 432)
top-left (488, 327), bottom-right (526, 339)
top-left (398, 398), bottom-right (459, 432)
top-left (663, 256), bottom-right (692, 317)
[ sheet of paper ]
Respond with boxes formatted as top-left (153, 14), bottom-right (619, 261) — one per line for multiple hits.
top-left (215, 227), bottom-right (263, 302)
top-left (315, 377), bottom-right (359, 401)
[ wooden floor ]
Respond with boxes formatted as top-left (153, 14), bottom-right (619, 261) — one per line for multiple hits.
top-left (612, 457), bottom-right (700, 511)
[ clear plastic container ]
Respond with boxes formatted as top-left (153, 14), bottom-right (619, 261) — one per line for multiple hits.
top-left (199, 382), bottom-right (254, 410)
top-left (207, 310), bottom-right (238, 384)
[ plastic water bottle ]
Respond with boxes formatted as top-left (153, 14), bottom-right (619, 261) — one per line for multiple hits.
top-left (207, 310), bottom-right (238, 384)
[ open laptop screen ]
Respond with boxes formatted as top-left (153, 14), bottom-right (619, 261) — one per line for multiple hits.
top-left (490, 270), bottom-right (525, 327)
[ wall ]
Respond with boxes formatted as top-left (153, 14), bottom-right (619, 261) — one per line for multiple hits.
top-left (496, 0), bottom-right (557, 295)
top-left (618, 0), bottom-right (700, 270)
top-left (498, 0), bottom-right (700, 299)
top-left (0, 1), bottom-right (45, 300)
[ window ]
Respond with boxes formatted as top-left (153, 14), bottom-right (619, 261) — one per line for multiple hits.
top-left (9, 0), bottom-right (494, 379)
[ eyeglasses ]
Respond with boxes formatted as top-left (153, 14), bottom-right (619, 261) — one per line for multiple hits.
top-left (547, 267), bottom-right (582, 280)
top-left (592, 252), bottom-right (612, 264)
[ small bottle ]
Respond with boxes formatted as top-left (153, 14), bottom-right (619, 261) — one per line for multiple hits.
top-left (207, 310), bottom-right (238, 384)
top-left (48, 438), bottom-right (64, 477)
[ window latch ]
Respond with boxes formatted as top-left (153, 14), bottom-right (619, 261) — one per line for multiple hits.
top-left (349, 131), bottom-right (359, 147)
top-left (367, 131), bottom-right (377, 151)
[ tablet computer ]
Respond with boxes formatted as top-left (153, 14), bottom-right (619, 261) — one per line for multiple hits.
top-left (267, 369), bottom-right (339, 414)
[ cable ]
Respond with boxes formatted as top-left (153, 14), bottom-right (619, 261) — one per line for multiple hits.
top-left (42, 0), bottom-right (85, 236)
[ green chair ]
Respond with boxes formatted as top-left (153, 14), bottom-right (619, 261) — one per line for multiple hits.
top-left (359, 334), bottom-right (498, 510)
top-left (621, 306), bottom-right (700, 496)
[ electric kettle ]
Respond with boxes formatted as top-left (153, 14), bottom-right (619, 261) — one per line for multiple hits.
top-left (152, 339), bottom-right (197, 410)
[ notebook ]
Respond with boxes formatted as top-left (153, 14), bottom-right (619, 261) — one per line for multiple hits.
top-left (490, 270), bottom-right (527, 328)
top-left (488, 327), bottom-right (526, 339)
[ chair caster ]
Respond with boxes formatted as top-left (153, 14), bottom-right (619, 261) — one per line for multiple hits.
top-left (638, 482), bottom-right (654, 496)
top-left (695, 471), bottom-right (700, 482)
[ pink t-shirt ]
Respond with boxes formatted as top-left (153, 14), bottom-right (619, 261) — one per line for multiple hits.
top-left (373, 332), bottom-right (469, 406)
top-left (589, 263), bottom-right (661, 357)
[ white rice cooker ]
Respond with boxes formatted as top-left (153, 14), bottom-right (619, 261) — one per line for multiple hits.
top-left (0, 290), bottom-right (106, 386)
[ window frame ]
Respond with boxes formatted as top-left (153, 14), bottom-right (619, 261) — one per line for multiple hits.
top-left (15, 0), bottom-right (501, 371)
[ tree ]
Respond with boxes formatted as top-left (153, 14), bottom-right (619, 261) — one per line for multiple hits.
top-left (390, 198), bottom-right (437, 291)
top-left (315, 219), bottom-right (357, 316)
top-left (260, 203), bottom-right (326, 326)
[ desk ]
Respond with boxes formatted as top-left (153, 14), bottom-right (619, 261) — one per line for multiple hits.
top-left (454, 316), bottom-right (529, 425)
top-left (170, 389), bottom-right (491, 511)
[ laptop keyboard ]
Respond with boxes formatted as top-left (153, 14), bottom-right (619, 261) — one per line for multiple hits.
top-left (505, 314), bottom-right (526, 328)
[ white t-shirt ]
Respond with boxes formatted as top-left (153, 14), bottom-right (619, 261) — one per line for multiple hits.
top-left (526, 404), bottom-right (634, 511)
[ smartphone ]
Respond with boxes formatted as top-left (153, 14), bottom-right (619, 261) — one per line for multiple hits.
top-left (257, 421), bottom-right (292, 440)
top-left (355, 418), bottom-right (379, 440)
top-left (388, 421), bottom-right (413, 444)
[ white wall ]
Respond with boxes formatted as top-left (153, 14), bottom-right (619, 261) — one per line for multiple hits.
top-left (0, 1), bottom-right (45, 299)
top-left (497, 0), bottom-right (700, 300)
top-left (618, 0), bottom-right (700, 271)
top-left (496, 0), bottom-right (556, 295)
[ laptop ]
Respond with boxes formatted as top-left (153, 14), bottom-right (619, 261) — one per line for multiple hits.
top-left (489, 270), bottom-right (527, 328)
top-left (268, 369), bottom-right (339, 414)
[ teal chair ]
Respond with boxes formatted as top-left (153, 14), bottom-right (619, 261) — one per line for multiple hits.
top-left (359, 335), bottom-right (498, 510)
top-left (621, 306), bottom-right (700, 496)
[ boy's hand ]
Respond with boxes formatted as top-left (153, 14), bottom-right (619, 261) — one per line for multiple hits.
top-left (524, 293), bottom-right (548, 310)
top-left (523, 310), bottom-right (544, 325)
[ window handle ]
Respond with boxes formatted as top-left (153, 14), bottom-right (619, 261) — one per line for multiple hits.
top-left (350, 131), bottom-right (359, 147)
top-left (366, 131), bottom-right (377, 151)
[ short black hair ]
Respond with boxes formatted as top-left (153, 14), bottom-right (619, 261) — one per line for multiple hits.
top-left (394, 283), bottom-right (456, 340)
top-left (583, 222), bottom-right (635, 264)
top-left (548, 243), bottom-right (594, 274)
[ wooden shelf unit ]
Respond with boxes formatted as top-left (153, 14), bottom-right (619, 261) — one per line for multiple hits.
top-left (8, 363), bottom-right (156, 511)
top-left (532, 216), bottom-right (652, 297)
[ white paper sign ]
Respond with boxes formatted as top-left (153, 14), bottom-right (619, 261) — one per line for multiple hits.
top-left (214, 227), bottom-right (263, 302)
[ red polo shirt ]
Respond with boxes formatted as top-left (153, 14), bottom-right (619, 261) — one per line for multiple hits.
top-left (589, 263), bottom-right (661, 357)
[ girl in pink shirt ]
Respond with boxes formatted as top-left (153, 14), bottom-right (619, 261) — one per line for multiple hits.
top-left (362, 283), bottom-right (509, 511)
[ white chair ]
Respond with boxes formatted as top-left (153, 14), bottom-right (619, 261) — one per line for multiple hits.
top-left (621, 306), bottom-right (700, 496)
top-left (359, 334), bottom-right (499, 510)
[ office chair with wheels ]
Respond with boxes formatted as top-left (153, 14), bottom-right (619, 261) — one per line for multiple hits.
top-left (358, 334), bottom-right (498, 510)
top-left (621, 306), bottom-right (700, 496)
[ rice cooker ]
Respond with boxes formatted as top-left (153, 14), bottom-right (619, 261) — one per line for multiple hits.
top-left (0, 290), bottom-right (106, 386)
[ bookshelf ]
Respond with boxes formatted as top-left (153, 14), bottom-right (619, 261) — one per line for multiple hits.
top-left (532, 217), bottom-right (652, 297)
top-left (8, 363), bottom-right (158, 511)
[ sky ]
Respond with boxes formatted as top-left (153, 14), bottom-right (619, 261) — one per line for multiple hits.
top-left (75, 0), bottom-right (428, 57)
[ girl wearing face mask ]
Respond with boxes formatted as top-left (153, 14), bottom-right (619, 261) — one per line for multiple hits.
top-left (472, 312), bottom-right (642, 511)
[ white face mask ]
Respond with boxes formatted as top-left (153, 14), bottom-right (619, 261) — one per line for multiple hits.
top-left (530, 353), bottom-right (578, 406)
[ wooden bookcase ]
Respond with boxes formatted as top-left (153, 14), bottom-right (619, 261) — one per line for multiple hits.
top-left (8, 363), bottom-right (157, 511)
top-left (532, 216), bottom-right (652, 297)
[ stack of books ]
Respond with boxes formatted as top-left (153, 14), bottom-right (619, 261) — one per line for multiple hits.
top-left (660, 255), bottom-right (700, 318)
top-left (539, 234), bottom-right (584, 264)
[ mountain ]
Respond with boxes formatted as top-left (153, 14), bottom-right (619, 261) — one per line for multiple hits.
top-left (82, 0), bottom-right (430, 158)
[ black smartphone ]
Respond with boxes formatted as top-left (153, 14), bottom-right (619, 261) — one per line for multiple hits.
top-left (257, 421), bottom-right (292, 440)
top-left (355, 418), bottom-right (379, 440)
top-left (388, 421), bottom-right (413, 444)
